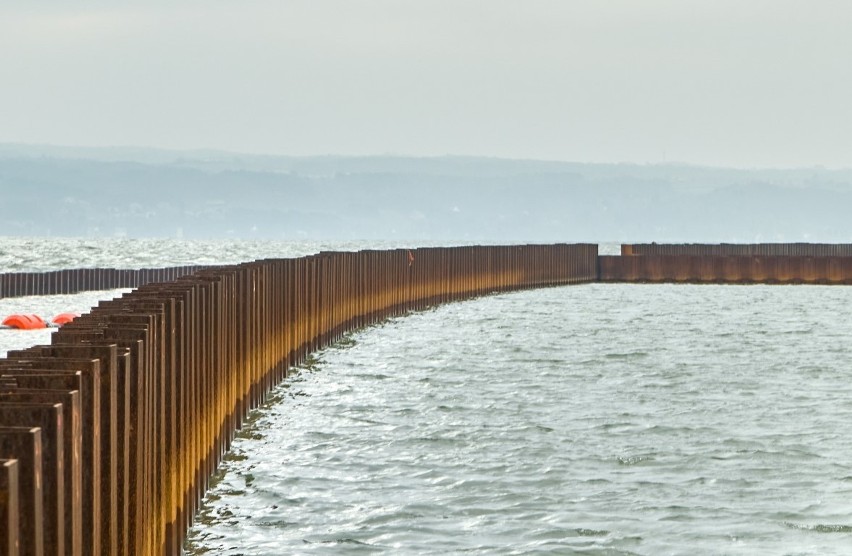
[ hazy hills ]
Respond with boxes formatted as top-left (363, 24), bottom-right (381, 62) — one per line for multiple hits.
top-left (1, 144), bottom-right (851, 242)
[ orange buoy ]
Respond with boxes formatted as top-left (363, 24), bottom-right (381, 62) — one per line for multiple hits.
top-left (2, 314), bottom-right (48, 330)
top-left (52, 312), bottom-right (81, 325)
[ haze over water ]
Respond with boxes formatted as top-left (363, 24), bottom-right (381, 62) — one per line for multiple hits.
top-left (5, 0), bottom-right (852, 552)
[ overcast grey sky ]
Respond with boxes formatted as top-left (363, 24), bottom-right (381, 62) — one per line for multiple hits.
top-left (1, 1), bottom-right (850, 168)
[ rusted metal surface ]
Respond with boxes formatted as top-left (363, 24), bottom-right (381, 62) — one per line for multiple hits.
top-left (0, 427), bottom-right (42, 556)
top-left (599, 255), bottom-right (852, 284)
top-left (621, 243), bottom-right (852, 257)
top-left (0, 244), bottom-right (597, 555)
top-left (0, 458), bottom-right (20, 556)
top-left (0, 363), bottom-right (96, 556)
top-left (0, 406), bottom-right (63, 556)
top-left (0, 391), bottom-right (79, 556)
top-left (0, 266), bottom-right (209, 299)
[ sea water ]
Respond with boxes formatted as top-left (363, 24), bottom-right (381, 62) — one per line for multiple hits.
top-left (185, 283), bottom-right (852, 555)
top-left (3, 238), bottom-right (851, 554)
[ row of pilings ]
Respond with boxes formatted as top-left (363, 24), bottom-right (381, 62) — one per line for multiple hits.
top-left (0, 267), bottom-right (209, 300)
top-left (0, 244), bottom-right (598, 556)
top-left (6, 243), bottom-right (852, 300)
top-left (601, 243), bottom-right (852, 284)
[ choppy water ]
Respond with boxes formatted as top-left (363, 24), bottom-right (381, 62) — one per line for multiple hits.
top-left (0, 236), bottom-right (544, 272)
top-left (3, 238), bottom-right (851, 554)
top-left (185, 283), bottom-right (852, 555)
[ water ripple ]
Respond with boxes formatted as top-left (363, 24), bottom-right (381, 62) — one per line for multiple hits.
top-left (183, 283), bottom-right (852, 555)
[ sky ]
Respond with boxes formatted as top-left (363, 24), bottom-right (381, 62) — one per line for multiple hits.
top-left (1, 0), bottom-right (851, 168)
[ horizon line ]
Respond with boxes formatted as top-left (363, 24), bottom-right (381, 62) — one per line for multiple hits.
top-left (0, 140), bottom-right (849, 173)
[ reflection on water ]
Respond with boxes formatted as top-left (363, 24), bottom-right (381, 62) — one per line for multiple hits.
top-left (186, 283), bottom-right (852, 555)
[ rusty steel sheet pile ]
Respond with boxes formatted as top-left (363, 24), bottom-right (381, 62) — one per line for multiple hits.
top-left (0, 243), bottom-right (597, 556)
top-left (602, 244), bottom-right (852, 284)
top-left (621, 243), bottom-right (852, 257)
top-left (0, 267), bottom-right (210, 300)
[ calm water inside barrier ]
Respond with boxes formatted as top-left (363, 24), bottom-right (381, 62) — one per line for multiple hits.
top-left (2, 239), bottom-right (852, 554)
top-left (183, 283), bottom-right (852, 555)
